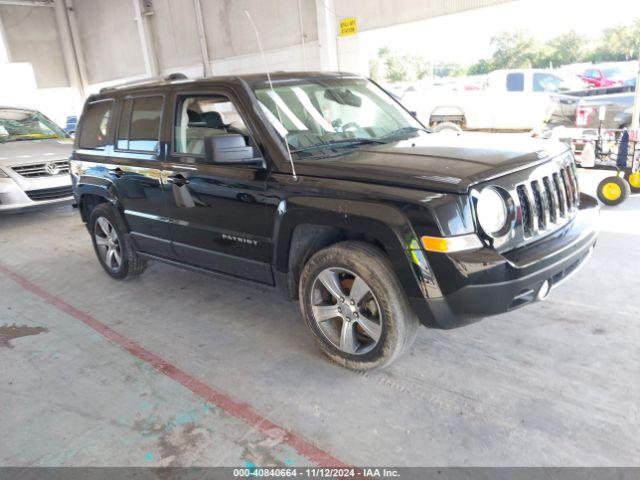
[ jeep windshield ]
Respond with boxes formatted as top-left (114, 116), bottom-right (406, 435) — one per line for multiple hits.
top-left (0, 108), bottom-right (67, 143)
top-left (252, 77), bottom-right (427, 158)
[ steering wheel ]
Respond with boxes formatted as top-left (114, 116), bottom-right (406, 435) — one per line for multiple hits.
top-left (341, 122), bottom-right (362, 133)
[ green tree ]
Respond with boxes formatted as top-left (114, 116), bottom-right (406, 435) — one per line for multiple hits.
top-left (490, 30), bottom-right (541, 69)
top-left (539, 31), bottom-right (585, 68)
top-left (468, 58), bottom-right (494, 75)
top-left (433, 63), bottom-right (467, 77)
top-left (369, 48), bottom-right (435, 83)
top-left (589, 19), bottom-right (640, 62)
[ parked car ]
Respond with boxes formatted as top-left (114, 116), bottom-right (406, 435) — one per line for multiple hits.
top-left (579, 67), bottom-right (621, 88)
top-left (70, 72), bottom-right (598, 370)
top-left (402, 69), bottom-right (586, 132)
top-left (0, 106), bottom-right (73, 214)
top-left (65, 115), bottom-right (78, 135)
top-left (575, 92), bottom-right (636, 129)
top-left (579, 63), bottom-right (636, 88)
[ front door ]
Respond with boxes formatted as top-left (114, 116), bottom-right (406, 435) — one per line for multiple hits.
top-left (161, 92), bottom-right (276, 284)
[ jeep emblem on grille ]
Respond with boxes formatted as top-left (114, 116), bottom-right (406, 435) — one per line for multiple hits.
top-left (45, 162), bottom-right (60, 175)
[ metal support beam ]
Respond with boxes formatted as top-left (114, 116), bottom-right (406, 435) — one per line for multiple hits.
top-left (132, 0), bottom-right (159, 78)
top-left (192, 0), bottom-right (211, 77)
top-left (631, 51), bottom-right (640, 131)
top-left (53, 0), bottom-right (85, 109)
top-left (0, 9), bottom-right (11, 63)
top-left (0, 1), bottom-right (54, 6)
top-left (315, 0), bottom-right (338, 71)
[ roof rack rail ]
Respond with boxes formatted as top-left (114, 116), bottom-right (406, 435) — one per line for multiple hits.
top-left (99, 73), bottom-right (188, 93)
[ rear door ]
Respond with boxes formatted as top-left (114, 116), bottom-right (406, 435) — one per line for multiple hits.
top-left (160, 89), bottom-right (276, 284)
top-left (108, 93), bottom-right (174, 258)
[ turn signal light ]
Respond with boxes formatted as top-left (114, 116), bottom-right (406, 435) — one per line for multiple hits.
top-left (420, 234), bottom-right (483, 253)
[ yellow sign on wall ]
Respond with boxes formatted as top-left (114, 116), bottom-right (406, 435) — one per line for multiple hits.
top-left (339, 17), bottom-right (357, 37)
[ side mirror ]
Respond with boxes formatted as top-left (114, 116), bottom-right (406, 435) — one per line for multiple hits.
top-left (204, 134), bottom-right (256, 164)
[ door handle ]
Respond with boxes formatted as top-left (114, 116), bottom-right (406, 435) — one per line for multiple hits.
top-left (166, 173), bottom-right (190, 186)
top-left (111, 167), bottom-right (125, 178)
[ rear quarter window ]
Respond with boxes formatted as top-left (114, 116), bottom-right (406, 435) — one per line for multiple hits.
top-left (506, 73), bottom-right (525, 92)
top-left (78, 99), bottom-right (114, 150)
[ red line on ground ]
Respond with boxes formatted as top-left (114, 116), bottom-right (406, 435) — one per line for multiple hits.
top-left (0, 263), bottom-right (347, 468)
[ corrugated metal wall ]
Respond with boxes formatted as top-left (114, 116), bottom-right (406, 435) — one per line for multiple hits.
top-left (0, 4), bottom-right (67, 88)
top-left (0, 0), bottom-right (516, 87)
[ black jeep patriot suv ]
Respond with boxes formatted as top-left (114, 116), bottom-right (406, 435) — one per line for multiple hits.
top-left (70, 72), bottom-right (598, 370)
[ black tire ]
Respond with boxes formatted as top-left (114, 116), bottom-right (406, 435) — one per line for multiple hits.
top-left (89, 203), bottom-right (147, 280)
top-left (596, 176), bottom-right (630, 206)
top-left (299, 241), bottom-right (419, 370)
top-left (627, 171), bottom-right (640, 194)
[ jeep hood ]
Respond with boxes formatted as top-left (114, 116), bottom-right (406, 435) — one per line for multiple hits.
top-left (0, 138), bottom-right (73, 168)
top-left (294, 133), bottom-right (569, 193)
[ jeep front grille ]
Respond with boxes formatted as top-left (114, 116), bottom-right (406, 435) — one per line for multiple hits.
top-left (516, 162), bottom-right (579, 239)
top-left (11, 160), bottom-right (70, 178)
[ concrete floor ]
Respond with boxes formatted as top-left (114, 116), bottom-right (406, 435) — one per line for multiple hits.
top-left (0, 170), bottom-right (638, 467)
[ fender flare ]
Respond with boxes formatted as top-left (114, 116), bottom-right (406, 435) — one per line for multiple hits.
top-left (76, 176), bottom-right (121, 222)
top-left (273, 196), bottom-right (435, 299)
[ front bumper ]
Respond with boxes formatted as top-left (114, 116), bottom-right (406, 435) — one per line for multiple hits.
top-left (0, 175), bottom-right (73, 214)
top-left (410, 193), bottom-right (599, 329)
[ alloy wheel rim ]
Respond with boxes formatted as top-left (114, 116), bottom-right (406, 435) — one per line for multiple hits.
top-left (94, 217), bottom-right (122, 271)
top-left (310, 267), bottom-right (383, 355)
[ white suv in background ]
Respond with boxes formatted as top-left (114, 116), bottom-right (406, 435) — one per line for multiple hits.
top-left (0, 107), bottom-right (73, 214)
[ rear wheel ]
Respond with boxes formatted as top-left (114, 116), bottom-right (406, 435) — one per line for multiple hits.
top-left (597, 176), bottom-right (630, 206)
top-left (299, 241), bottom-right (419, 370)
top-left (89, 203), bottom-right (147, 279)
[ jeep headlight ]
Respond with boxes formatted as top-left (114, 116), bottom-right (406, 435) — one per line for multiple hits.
top-left (476, 187), bottom-right (508, 236)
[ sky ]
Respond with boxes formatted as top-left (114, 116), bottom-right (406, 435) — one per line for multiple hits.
top-left (363, 0), bottom-right (640, 65)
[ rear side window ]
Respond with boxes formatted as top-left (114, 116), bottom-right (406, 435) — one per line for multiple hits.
top-left (78, 100), bottom-right (113, 149)
top-left (506, 73), bottom-right (525, 92)
top-left (117, 95), bottom-right (163, 152)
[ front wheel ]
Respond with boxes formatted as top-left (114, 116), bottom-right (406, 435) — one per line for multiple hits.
top-left (596, 176), bottom-right (630, 206)
top-left (89, 203), bottom-right (147, 280)
top-left (299, 241), bottom-right (419, 370)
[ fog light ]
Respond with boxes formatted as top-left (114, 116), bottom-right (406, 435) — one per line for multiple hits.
top-left (537, 280), bottom-right (551, 301)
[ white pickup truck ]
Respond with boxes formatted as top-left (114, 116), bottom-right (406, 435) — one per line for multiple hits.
top-left (401, 69), bottom-right (583, 132)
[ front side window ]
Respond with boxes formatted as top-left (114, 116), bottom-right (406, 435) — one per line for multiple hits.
top-left (174, 95), bottom-right (249, 156)
top-left (506, 73), bottom-right (525, 92)
top-left (79, 100), bottom-right (113, 149)
top-left (533, 73), bottom-right (562, 92)
top-left (251, 77), bottom-right (424, 158)
top-left (0, 108), bottom-right (67, 143)
top-left (117, 96), bottom-right (163, 152)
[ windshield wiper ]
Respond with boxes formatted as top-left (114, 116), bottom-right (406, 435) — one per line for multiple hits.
top-left (380, 126), bottom-right (430, 140)
top-left (292, 137), bottom-right (386, 154)
top-left (2, 135), bottom-right (60, 142)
